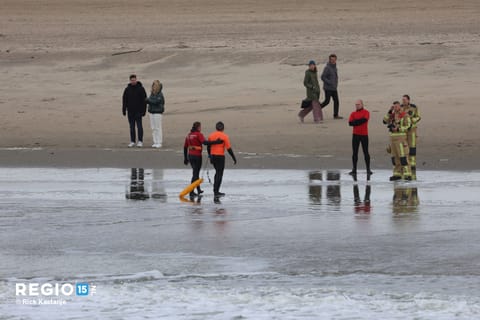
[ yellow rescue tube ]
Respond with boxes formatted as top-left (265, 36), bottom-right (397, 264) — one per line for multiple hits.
top-left (179, 178), bottom-right (203, 198)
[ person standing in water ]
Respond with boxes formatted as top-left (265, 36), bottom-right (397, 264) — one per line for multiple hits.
top-left (122, 74), bottom-right (147, 147)
top-left (184, 122), bottom-right (223, 197)
top-left (298, 60), bottom-right (323, 123)
top-left (207, 122), bottom-right (237, 197)
top-left (348, 100), bottom-right (372, 177)
top-left (146, 80), bottom-right (165, 148)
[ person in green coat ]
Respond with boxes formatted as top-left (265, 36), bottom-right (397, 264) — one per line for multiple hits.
top-left (146, 80), bottom-right (165, 148)
top-left (298, 60), bottom-right (323, 123)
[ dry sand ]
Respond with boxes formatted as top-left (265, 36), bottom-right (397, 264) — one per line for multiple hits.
top-left (1, 0), bottom-right (479, 169)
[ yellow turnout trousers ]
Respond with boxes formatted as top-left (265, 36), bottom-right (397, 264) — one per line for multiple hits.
top-left (407, 128), bottom-right (417, 179)
top-left (390, 134), bottom-right (411, 179)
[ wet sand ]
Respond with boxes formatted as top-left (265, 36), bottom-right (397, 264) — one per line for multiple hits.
top-left (0, 147), bottom-right (477, 171)
top-left (1, 168), bottom-right (480, 319)
top-left (1, 0), bottom-right (480, 170)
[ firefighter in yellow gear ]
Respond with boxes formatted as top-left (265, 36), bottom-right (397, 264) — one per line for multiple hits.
top-left (401, 94), bottom-right (421, 180)
top-left (383, 101), bottom-right (412, 181)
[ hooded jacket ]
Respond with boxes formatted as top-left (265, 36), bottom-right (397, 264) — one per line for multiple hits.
top-left (304, 68), bottom-right (320, 101)
top-left (146, 84), bottom-right (165, 114)
top-left (122, 81), bottom-right (147, 116)
top-left (321, 63), bottom-right (338, 91)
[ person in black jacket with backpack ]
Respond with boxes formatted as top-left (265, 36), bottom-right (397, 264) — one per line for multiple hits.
top-left (122, 74), bottom-right (147, 147)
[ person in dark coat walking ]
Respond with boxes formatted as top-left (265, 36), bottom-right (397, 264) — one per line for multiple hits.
top-left (298, 60), bottom-right (323, 123)
top-left (122, 74), bottom-right (147, 147)
top-left (320, 54), bottom-right (343, 119)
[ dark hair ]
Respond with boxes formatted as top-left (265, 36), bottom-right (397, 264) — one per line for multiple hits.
top-left (329, 54), bottom-right (337, 59)
top-left (403, 94), bottom-right (410, 101)
top-left (393, 101), bottom-right (400, 105)
top-left (192, 121), bottom-right (201, 132)
top-left (216, 121), bottom-right (224, 131)
top-left (129, 74), bottom-right (137, 80)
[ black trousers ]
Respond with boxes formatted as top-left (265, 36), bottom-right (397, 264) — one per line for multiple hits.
top-left (128, 114), bottom-right (143, 143)
top-left (211, 155), bottom-right (225, 194)
top-left (188, 155), bottom-right (203, 192)
top-left (352, 134), bottom-right (370, 171)
top-left (320, 90), bottom-right (340, 117)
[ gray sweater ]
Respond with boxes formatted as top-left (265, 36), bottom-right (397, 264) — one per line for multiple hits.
top-left (321, 63), bottom-right (338, 91)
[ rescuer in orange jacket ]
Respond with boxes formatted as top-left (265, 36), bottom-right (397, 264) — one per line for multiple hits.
top-left (207, 121), bottom-right (237, 198)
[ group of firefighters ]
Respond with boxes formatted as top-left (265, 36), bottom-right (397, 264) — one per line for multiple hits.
top-left (383, 94), bottom-right (421, 181)
top-left (347, 93), bottom-right (421, 182)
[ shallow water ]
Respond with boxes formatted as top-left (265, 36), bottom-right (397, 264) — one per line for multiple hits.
top-left (1, 168), bottom-right (480, 319)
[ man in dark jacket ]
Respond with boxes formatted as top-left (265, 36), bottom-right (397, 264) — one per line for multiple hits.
top-left (320, 54), bottom-right (343, 119)
top-left (122, 74), bottom-right (147, 147)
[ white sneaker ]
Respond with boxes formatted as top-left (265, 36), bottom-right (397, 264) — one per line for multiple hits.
top-left (152, 144), bottom-right (157, 148)
top-left (128, 142), bottom-right (135, 148)
top-left (137, 141), bottom-right (143, 147)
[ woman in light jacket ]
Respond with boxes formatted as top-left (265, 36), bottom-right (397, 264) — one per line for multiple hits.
top-left (146, 80), bottom-right (165, 148)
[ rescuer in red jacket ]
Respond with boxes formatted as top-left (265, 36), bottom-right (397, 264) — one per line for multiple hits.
top-left (348, 100), bottom-right (372, 177)
top-left (184, 122), bottom-right (222, 197)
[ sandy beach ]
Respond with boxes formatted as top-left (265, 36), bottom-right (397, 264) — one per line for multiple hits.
top-left (1, 0), bottom-right (479, 170)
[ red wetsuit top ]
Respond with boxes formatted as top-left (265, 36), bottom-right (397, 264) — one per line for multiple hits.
top-left (349, 108), bottom-right (370, 136)
top-left (184, 130), bottom-right (205, 157)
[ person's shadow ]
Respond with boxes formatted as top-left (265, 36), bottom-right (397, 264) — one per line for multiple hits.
top-left (125, 168), bottom-right (149, 200)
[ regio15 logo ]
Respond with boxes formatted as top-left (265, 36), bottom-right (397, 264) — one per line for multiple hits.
top-left (16, 282), bottom-right (96, 297)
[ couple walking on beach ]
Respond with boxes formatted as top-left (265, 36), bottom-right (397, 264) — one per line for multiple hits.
top-left (299, 54), bottom-right (343, 123)
top-left (122, 74), bottom-right (165, 148)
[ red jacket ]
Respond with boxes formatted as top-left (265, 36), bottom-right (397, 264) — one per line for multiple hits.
top-left (349, 108), bottom-right (369, 136)
top-left (184, 130), bottom-right (205, 157)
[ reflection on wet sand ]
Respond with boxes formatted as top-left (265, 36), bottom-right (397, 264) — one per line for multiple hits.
top-left (126, 168), bottom-right (167, 201)
top-left (309, 170), bottom-right (341, 206)
top-left (309, 185), bottom-right (322, 205)
top-left (354, 184), bottom-right (371, 214)
top-left (151, 169), bottom-right (167, 202)
top-left (392, 186), bottom-right (420, 214)
top-left (180, 195), bottom-right (203, 204)
top-left (126, 168), bottom-right (149, 200)
top-left (309, 170), bottom-right (420, 217)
